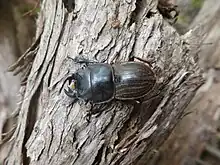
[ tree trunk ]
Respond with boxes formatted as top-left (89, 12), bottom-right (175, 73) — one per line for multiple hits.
top-left (5, 0), bottom-right (206, 164)
top-left (155, 0), bottom-right (220, 164)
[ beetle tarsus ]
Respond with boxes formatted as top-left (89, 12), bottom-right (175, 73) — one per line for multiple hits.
top-left (128, 55), bottom-right (135, 61)
top-left (67, 98), bottom-right (78, 108)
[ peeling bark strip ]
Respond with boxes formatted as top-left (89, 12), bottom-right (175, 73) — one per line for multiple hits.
top-left (5, 0), bottom-right (205, 165)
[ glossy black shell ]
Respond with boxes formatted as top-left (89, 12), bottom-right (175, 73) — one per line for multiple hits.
top-left (112, 62), bottom-right (156, 100)
top-left (66, 61), bottom-right (156, 104)
top-left (75, 63), bottom-right (115, 103)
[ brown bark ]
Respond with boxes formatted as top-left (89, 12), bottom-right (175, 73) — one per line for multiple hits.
top-left (4, 0), bottom-right (206, 164)
top-left (157, 0), bottom-right (220, 164)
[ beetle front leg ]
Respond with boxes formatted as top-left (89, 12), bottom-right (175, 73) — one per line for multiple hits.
top-left (90, 102), bottom-right (113, 115)
top-left (67, 56), bottom-right (98, 65)
top-left (64, 86), bottom-right (76, 98)
top-left (64, 87), bottom-right (79, 107)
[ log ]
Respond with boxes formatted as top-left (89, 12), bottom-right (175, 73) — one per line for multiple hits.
top-left (5, 0), bottom-right (206, 164)
top-left (154, 0), bottom-right (220, 164)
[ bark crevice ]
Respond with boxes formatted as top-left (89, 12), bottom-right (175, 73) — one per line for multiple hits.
top-left (4, 0), bottom-right (207, 165)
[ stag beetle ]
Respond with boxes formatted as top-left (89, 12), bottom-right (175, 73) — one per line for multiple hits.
top-left (61, 56), bottom-right (156, 105)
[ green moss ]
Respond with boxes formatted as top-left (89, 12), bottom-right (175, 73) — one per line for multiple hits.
top-left (191, 0), bottom-right (204, 9)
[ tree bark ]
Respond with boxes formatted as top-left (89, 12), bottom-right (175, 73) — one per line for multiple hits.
top-left (5, 0), bottom-right (206, 164)
top-left (155, 0), bottom-right (220, 164)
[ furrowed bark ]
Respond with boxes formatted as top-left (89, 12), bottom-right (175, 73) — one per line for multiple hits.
top-left (5, 0), bottom-right (206, 164)
top-left (154, 0), bottom-right (220, 164)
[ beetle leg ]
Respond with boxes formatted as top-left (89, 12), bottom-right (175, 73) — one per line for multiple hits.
top-left (67, 98), bottom-right (78, 108)
top-left (67, 56), bottom-right (98, 65)
top-left (64, 86), bottom-right (76, 98)
top-left (128, 54), bottom-right (135, 61)
top-left (129, 55), bottom-right (153, 67)
top-left (84, 99), bottom-right (90, 105)
top-left (90, 102), bottom-right (113, 115)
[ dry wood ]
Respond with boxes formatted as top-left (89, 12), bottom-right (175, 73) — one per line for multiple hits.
top-left (154, 0), bottom-right (220, 164)
top-left (4, 0), bottom-right (207, 164)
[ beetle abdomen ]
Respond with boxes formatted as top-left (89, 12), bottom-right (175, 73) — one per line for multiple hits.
top-left (113, 62), bottom-right (156, 100)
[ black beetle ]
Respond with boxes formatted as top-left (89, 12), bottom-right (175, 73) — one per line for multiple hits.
top-left (61, 56), bottom-right (156, 105)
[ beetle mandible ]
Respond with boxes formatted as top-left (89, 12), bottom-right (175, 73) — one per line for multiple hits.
top-left (61, 56), bottom-right (156, 105)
